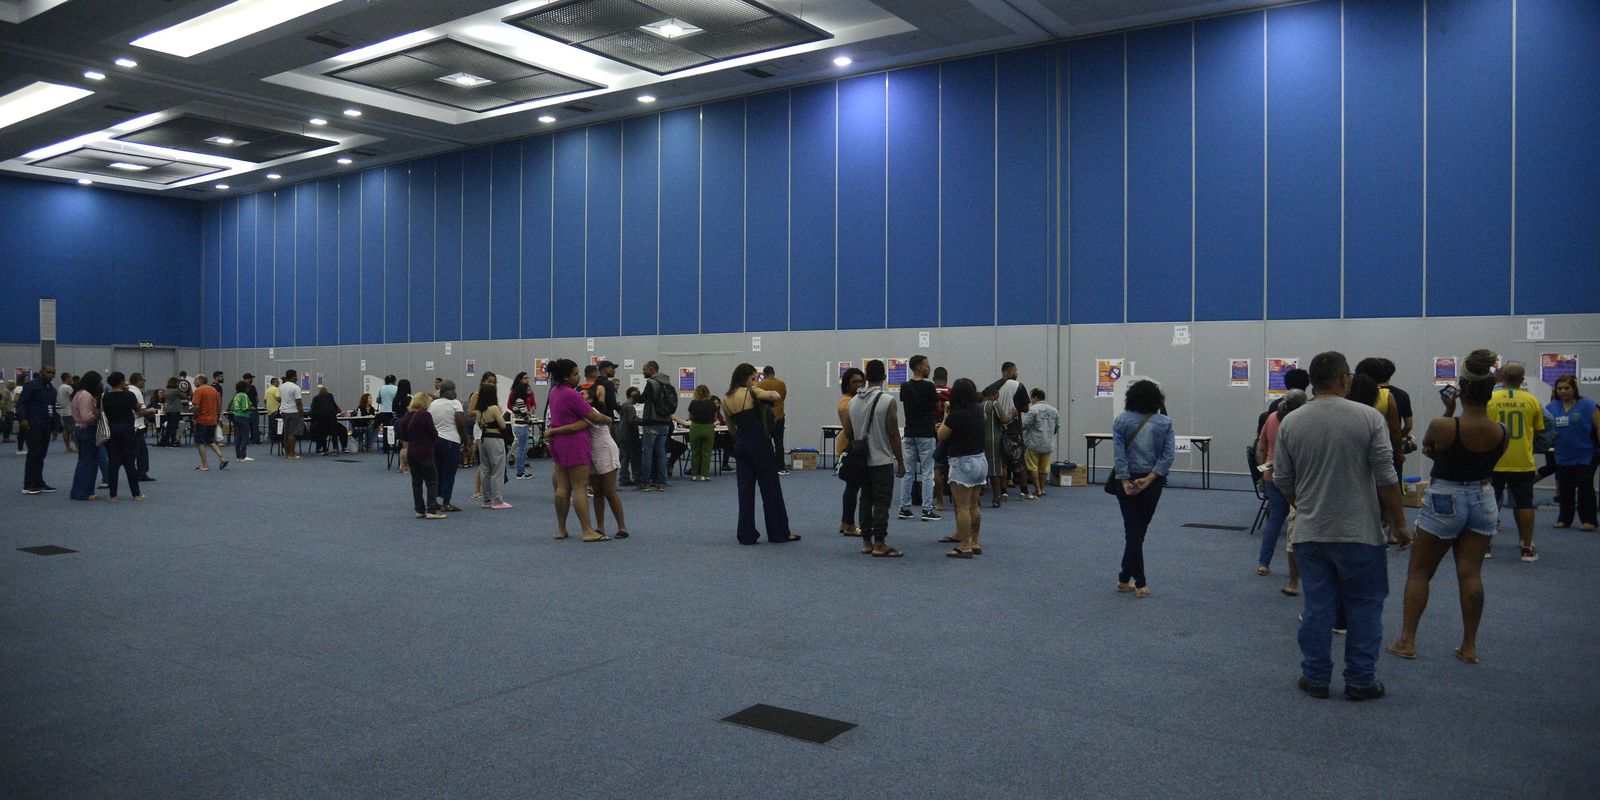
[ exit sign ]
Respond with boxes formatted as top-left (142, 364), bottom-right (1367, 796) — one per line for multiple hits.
top-left (137, 340), bottom-right (155, 348)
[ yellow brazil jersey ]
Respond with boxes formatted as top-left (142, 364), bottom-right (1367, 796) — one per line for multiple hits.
top-left (1487, 387), bottom-right (1545, 473)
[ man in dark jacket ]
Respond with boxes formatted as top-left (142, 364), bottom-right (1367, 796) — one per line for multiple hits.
top-left (637, 362), bottom-right (675, 491)
top-left (18, 364), bottom-right (59, 494)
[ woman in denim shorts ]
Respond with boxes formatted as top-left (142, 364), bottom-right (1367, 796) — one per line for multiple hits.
top-left (1388, 370), bottom-right (1507, 665)
top-left (937, 379), bottom-right (991, 559)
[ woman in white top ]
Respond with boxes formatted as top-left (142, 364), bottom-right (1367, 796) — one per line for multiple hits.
top-left (428, 381), bottom-right (468, 512)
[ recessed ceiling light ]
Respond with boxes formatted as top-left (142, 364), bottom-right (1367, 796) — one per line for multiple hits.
top-left (205, 135), bottom-right (246, 146)
top-left (438, 72), bottom-right (493, 88)
top-left (114, 58), bottom-right (138, 68)
top-left (130, 0), bottom-right (344, 58)
top-left (215, 183), bottom-right (230, 190)
top-left (0, 81), bottom-right (95, 132)
top-left (636, 95), bottom-right (656, 104)
top-left (538, 115), bottom-right (556, 124)
top-left (266, 173), bottom-right (281, 180)
top-left (108, 161), bottom-right (151, 172)
top-left (640, 18), bottom-right (702, 40)
top-left (307, 117), bottom-right (327, 126)
top-left (336, 157), bottom-right (353, 165)
top-left (833, 56), bottom-right (853, 67)
top-left (342, 108), bottom-right (361, 117)
top-left (77, 178), bottom-right (93, 185)
top-left (83, 71), bottom-right (106, 81)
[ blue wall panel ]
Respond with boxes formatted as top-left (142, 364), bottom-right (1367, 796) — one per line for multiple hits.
top-left (1067, 38), bottom-right (1125, 325)
top-left (218, 199), bottom-right (236, 348)
top-left (621, 118), bottom-right (659, 336)
top-left (1125, 26), bottom-right (1193, 323)
top-left (521, 138), bottom-right (553, 340)
top-left (286, 186), bottom-right (309, 347)
top-left (268, 190), bottom-right (288, 348)
top-left (940, 56), bottom-right (997, 327)
top-left (552, 131), bottom-right (587, 338)
top-left (1266, 1), bottom-right (1341, 320)
top-left (586, 123), bottom-right (624, 337)
top-left (790, 83), bottom-right (837, 331)
top-left (659, 108), bottom-right (702, 335)
top-left (408, 159), bottom-right (435, 344)
top-left (838, 76), bottom-right (887, 330)
top-left (1194, 12), bottom-right (1265, 321)
top-left (384, 165), bottom-right (409, 344)
top-left (743, 91), bottom-right (788, 331)
top-left (460, 148), bottom-right (490, 341)
top-left (237, 194), bottom-right (258, 349)
top-left (1426, 0), bottom-right (1512, 316)
top-left (359, 169), bottom-right (385, 344)
top-left (885, 66), bottom-right (939, 330)
top-left (313, 181), bottom-right (337, 347)
top-left (997, 46), bottom-right (1054, 326)
top-left (434, 153), bottom-right (463, 342)
top-left (490, 143), bottom-right (523, 339)
top-left (1514, 0), bottom-right (1600, 315)
top-left (1344, 0), bottom-right (1424, 318)
top-left (337, 176), bottom-right (360, 345)
top-left (700, 102), bottom-right (745, 334)
top-left (202, 201), bottom-right (220, 349)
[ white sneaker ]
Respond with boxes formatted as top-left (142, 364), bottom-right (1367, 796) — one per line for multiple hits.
top-left (241, 457), bottom-right (255, 462)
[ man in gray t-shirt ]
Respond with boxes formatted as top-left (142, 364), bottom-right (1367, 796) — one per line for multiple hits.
top-left (1272, 351), bottom-right (1412, 701)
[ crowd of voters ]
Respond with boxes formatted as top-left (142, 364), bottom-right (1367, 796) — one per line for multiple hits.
top-left (4, 344), bottom-right (1596, 701)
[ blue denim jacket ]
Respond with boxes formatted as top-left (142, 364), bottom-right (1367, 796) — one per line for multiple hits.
top-left (1113, 410), bottom-right (1175, 479)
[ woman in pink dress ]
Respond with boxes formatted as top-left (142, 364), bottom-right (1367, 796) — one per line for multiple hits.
top-left (545, 359), bottom-right (614, 542)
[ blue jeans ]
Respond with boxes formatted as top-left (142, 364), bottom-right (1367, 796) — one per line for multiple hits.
top-left (70, 427), bottom-right (99, 499)
top-left (513, 424), bottom-right (530, 476)
top-left (641, 425), bottom-right (670, 486)
top-left (1294, 541), bottom-right (1390, 688)
top-left (1259, 481), bottom-right (1291, 567)
top-left (899, 437), bottom-right (936, 512)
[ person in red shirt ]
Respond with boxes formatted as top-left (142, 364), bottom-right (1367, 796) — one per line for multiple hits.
top-left (190, 375), bottom-right (228, 471)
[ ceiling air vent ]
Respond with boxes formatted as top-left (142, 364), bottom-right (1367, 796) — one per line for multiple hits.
top-left (561, 102), bottom-right (597, 114)
top-left (306, 30), bottom-right (356, 49)
top-left (349, 147), bottom-right (380, 157)
top-left (742, 66), bottom-right (775, 78)
top-left (102, 102), bottom-right (142, 114)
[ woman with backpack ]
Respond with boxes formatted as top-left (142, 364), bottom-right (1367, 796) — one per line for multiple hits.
top-left (229, 381), bottom-right (255, 462)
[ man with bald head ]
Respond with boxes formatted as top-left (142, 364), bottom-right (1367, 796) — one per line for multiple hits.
top-left (1487, 361), bottom-right (1545, 562)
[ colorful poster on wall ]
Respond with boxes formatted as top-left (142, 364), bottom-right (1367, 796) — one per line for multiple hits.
top-left (590, 355), bottom-right (604, 368)
top-left (465, 359), bottom-right (476, 378)
top-left (300, 373), bottom-right (312, 390)
top-left (534, 358), bottom-right (548, 385)
top-left (1229, 359), bottom-right (1251, 387)
top-left (16, 368), bottom-right (30, 384)
top-left (1266, 358), bottom-right (1299, 398)
top-left (678, 367), bottom-right (696, 393)
top-left (1433, 357), bottom-right (1457, 386)
top-left (1095, 358), bottom-right (1123, 398)
top-left (886, 358), bottom-right (909, 388)
top-left (838, 361), bottom-right (854, 380)
top-left (1541, 353), bottom-right (1578, 387)
top-left (315, 372), bottom-right (324, 387)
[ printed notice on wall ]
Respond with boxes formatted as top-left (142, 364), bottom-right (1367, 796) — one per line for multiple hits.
top-left (444, 342), bottom-right (452, 355)
top-left (1580, 368), bottom-right (1600, 385)
top-left (622, 359), bottom-right (634, 370)
top-left (359, 359), bottom-right (367, 372)
top-left (465, 359), bottom-right (476, 378)
top-left (751, 336), bottom-right (761, 352)
top-left (1541, 353), bottom-right (1578, 387)
top-left (1172, 325), bottom-right (1190, 346)
top-left (425, 361), bottom-right (435, 372)
top-left (1229, 359), bottom-right (1251, 387)
top-left (1095, 358), bottom-right (1123, 398)
top-left (1526, 318), bottom-right (1545, 341)
top-left (1434, 357), bottom-right (1457, 386)
top-left (533, 358), bottom-right (547, 385)
top-left (629, 374), bottom-right (644, 390)
top-left (678, 367), bottom-right (696, 393)
top-left (918, 331), bottom-right (930, 348)
top-left (1266, 358), bottom-right (1300, 398)
top-left (315, 372), bottom-right (324, 387)
top-left (586, 338), bottom-right (595, 352)
top-left (886, 358), bottom-right (909, 388)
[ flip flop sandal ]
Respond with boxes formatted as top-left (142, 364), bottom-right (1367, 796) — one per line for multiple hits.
top-left (871, 548), bottom-right (904, 558)
top-left (938, 536), bottom-right (961, 543)
top-left (1385, 644), bottom-right (1416, 660)
top-left (946, 549), bottom-right (974, 559)
top-left (582, 533), bottom-right (611, 542)
top-left (1280, 587), bottom-right (1300, 597)
top-left (615, 530), bottom-right (630, 539)
top-left (969, 547), bottom-right (982, 555)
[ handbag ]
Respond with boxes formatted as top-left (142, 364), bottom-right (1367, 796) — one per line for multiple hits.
top-left (1104, 414), bottom-right (1154, 495)
top-left (95, 404), bottom-right (111, 446)
top-left (837, 393), bottom-right (882, 483)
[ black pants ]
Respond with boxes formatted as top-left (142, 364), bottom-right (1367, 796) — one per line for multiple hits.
top-left (769, 417), bottom-right (786, 468)
top-left (1555, 463), bottom-right (1598, 526)
top-left (161, 412), bottom-right (182, 446)
top-left (135, 430), bottom-right (150, 477)
top-left (435, 440), bottom-right (461, 503)
top-left (410, 458), bottom-right (439, 514)
top-left (23, 425), bottom-right (50, 488)
top-left (1115, 476), bottom-right (1165, 588)
top-left (104, 424), bottom-right (140, 498)
top-left (734, 433), bottom-right (790, 544)
top-left (842, 476), bottom-right (865, 526)
top-left (859, 464), bottom-right (895, 542)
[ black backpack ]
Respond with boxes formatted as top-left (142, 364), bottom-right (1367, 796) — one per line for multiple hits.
top-left (652, 379), bottom-right (679, 418)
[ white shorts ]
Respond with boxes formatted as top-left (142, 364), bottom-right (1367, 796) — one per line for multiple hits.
top-left (589, 423), bottom-right (619, 475)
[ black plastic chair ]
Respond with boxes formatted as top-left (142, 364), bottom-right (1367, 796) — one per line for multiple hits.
top-left (1246, 443), bottom-right (1269, 536)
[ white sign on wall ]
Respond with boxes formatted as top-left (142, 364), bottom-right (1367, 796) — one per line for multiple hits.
top-left (1527, 318), bottom-right (1546, 341)
top-left (359, 359), bottom-right (367, 371)
top-left (1172, 325), bottom-right (1190, 346)
top-left (425, 361), bottom-right (435, 371)
top-left (918, 331), bottom-right (930, 348)
top-left (268, 348), bottom-right (275, 359)
top-left (751, 336), bottom-right (761, 352)
top-left (623, 359), bottom-right (635, 370)
top-left (586, 338), bottom-right (595, 352)
top-left (444, 342), bottom-right (452, 355)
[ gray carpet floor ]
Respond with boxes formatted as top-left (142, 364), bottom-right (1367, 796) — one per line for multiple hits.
top-left (2, 441), bottom-right (1597, 799)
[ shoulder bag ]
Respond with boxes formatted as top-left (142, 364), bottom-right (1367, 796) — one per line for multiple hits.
top-left (94, 399), bottom-right (110, 446)
top-left (838, 393), bottom-right (882, 484)
top-left (1104, 413), bottom-right (1153, 495)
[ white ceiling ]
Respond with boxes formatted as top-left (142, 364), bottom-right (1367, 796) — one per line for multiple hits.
top-left (0, 0), bottom-right (1281, 197)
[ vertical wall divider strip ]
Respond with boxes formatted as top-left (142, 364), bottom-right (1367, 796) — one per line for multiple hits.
top-left (550, 136), bottom-right (557, 341)
top-left (233, 198), bottom-right (239, 353)
top-left (1122, 34), bottom-right (1129, 325)
top-left (1339, 0), bottom-right (1346, 321)
top-left (488, 148), bottom-right (495, 342)
top-left (993, 57), bottom-right (1000, 332)
top-left (834, 82), bottom-right (840, 331)
top-left (275, 190), bottom-right (281, 348)
top-left (1190, 22), bottom-right (1197, 324)
top-left (1420, 0), bottom-right (1428, 318)
top-left (519, 144), bottom-right (526, 341)
top-left (407, 166), bottom-right (413, 351)
top-left (458, 156), bottom-right (464, 346)
top-left (883, 72), bottom-right (889, 330)
top-left (1055, 47), bottom-right (1063, 326)
top-left (786, 93), bottom-right (793, 332)
top-left (1261, 11), bottom-right (1269, 323)
top-left (936, 64), bottom-right (943, 329)
top-left (585, 129), bottom-right (591, 337)
top-left (1064, 50), bottom-right (1071, 325)
top-left (743, 99), bottom-right (750, 333)
top-left (656, 117), bottom-right (662, 338)
top-left (383, 168), bottom-right (389, 346)
top-left (698, 110), bottom-right (704, 334)
top-left (1509, 0), bottom-right (1516, 316)
top-left (620, 122), bottom-right (626, 338)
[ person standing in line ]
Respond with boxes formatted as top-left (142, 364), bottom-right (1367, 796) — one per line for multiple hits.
top-left (543, 359), bottom-right (611, 542)
top-left (160, 377), bottom-right (183, 447)
top-left (1487, 362), bottom-right (1545, 562)
top-left (1258, 369), bottom-right (1312, 434)
top-left (264, 376), bottom-right (282, 447)
top-left (229, 381), bottom-right (255, 462)
top-left (190, 374), bottom-right (227, 471)
top-left (56, 372), bottom-right (76, 453)
top-left (938, 378), bottom-right (989, 558)
top-left (723, 363), bottom-right (796, 545)
top-left (999, 362), bottom-right (1033, 498)
top-left (1021, 388), bottom-right (1059, 499)
top-left (637, 361), bottom-right (676, 492)
top-left (981, 384), bottom-right (1011, 509)
top-left (1110, 380), bottom-right (1176, 597)
top-left (128, 373), bottom-right (156, 482)
top-left (836, 368), bottom-right (866, 538)
top-left (0, 379), bottom-right (13, 444)
top-left (474, 383), bottom-right (513, 510)
top-left (404, 392), bottom-right (446, 519)
top-left (1377, 359), bottom-right (1415, 458)
top-left (1386, 370), bottom-right (1505, 665)
top-left (309, 386), bottom-right (348, 455)
top-left (1255, 390), bottom-right (1308, 580)
top-left (896, 356), bottom-right (942, 522)
top-left (68, 371), bottom-right (104, 500)
top-left (757, 366), bottom-right (790, 473)
top-left (376, 375), bottom-right (398, 453)
top-left (467, 373), bottom-right (497, 496)
top-left (686, 385), bottom-right (719, 482)
top-left (18, 366), bottom-right (58, 493)
top-left (1273, 351), bottom-right (1412, 701)
top-left (100, 372), bottom-right (145, 501)
top-left (845, 360), bottom-right (905, 557)
top-left (393, 379), bottom-right (413, 475)
top-left (931, 366), bottom-right (951, 513)
top-left (428, 381), bottom-right (468, 512)
top-left (278, 370), bottom-right (304, 459)
top-left (616, 387), bottom-right (643, 486)
top-left (242, 373), bottom-right (261, 444)
top-left (1545, 374), bottom-right (1598, 530)
top-left (585, 375), bottom-right (629, 537)
top-left (507, 372), bottom-right (536, 479)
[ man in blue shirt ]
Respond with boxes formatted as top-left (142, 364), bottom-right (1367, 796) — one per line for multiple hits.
top-left (18, 364), bottom-right (59, 494)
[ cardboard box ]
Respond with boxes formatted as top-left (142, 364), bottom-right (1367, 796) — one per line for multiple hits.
top-left (790, 452), bottom-right (817, 470)
top-left (1051, 465), bottom-right (1089, 487)
top-left (1399, 480), bottom-right (1428, 508)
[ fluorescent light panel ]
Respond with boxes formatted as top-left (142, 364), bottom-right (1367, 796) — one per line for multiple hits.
top-left (108, 161), bottom-right (151, 171)
top-left (0, 81), bottom-right (94, 132)
top-left (131, 0), bottom-right (343, 58)
top-left (641, 19), bottom-right (701, 40)
top-left (438, 72), bottom-right (494, 88)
